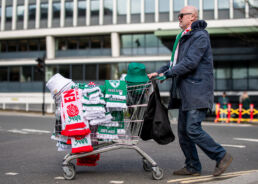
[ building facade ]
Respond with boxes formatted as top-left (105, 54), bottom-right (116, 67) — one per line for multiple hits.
top-left (0, 0), bottom-right (258, 109)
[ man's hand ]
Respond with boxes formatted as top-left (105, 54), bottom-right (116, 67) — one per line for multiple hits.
top-left (147, 72), bottom-right (158, 79)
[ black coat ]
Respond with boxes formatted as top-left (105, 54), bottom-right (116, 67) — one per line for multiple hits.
top-left (140, 80), bottom-right (175, 145)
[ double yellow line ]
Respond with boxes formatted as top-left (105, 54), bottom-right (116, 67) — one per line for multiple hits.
top-left (167, 170), bottom-right (258, 183)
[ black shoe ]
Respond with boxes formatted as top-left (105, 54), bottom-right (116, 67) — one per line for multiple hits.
top-left (173, 167), bottom-right (201, 176)
top-left (213, 153), bottom-right (233, 177)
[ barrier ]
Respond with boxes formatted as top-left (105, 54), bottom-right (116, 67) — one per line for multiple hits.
top-left (214, 103), bottom-right (258, 123)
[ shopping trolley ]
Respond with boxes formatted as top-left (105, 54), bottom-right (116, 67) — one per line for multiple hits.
top-left (59, 80), bottom-right (164, 180)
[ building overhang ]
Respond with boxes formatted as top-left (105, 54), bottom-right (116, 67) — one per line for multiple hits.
top-left (154, 26), bottom-right (258, 38)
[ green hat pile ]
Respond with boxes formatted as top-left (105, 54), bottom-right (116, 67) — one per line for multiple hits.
top-left (125, 62), bottom-right (149, 83)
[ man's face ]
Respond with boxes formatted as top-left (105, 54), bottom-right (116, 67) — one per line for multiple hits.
top-left (178, 8), bottom-right (193, 30)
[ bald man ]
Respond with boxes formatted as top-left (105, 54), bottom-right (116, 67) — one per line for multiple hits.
top-left (148, 6), bottom-right (232, 176)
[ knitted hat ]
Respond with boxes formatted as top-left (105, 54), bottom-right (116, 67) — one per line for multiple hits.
top-left (125, 63), bottom-right (149, 83)
top-left (46, 73), bottom-right (72, 97)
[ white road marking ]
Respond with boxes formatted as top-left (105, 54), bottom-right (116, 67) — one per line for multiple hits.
top-left (234, 138), bottom-right (258, 143)
top-left (5, 172), bottom-right (19, 176)
top-left (221, 144), bottom-right (246, 148)
top-left (22, 129), bottom-right (50, 134)
top-left (7, 129), bottom-right (28, 134)
top-left (110, 181), bottom-right (124, 184)
top-left (54, 176), bottom-right (65, 180)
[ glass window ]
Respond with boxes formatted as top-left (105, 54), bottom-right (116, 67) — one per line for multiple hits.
top-left (131, 0), bottom-right (141, 14)
top-left (233, 0), bottom-right (245, 8)
top-left (218, 0), bottom-right (229, 9)
top-left (79, 37), bottom-right (89, 49)
top-left (146, 34), bottom-right (158, 47)
top-left (232, 67), bottom-right (247, 79)
top-left (29, 4), bottom-right (36, 21)
top-left (91, 0), bottom-right (99, 16)
top-left (91, 37), bottom-right (101, 48)
top-left (46, 65), bottom-right (58, 81)
top-left (216, 67), bottom-right (231, 79)
top-left (72, 64), bottom-right (83, 81)
top-left (121, 35), bottom-right (132, 48)
top-left (0, 67), bottom-right (8, 81)
top-left (0, 41), bottom-right (7, 52)
top-left (67, 38), bottom-right (78, 49)
top-left (103, 36), bottom-right (111, 48)
top-left (117, 0), bottom-right (126, 15)
top-left (18, 40), bottom-right (28, 51)
top-left (249, 62), bottom-right (258, 77)
top-left (40, 3), bottom-right (48, 20)
top-left (7, 41), bottom-right (17, 52)
top-left (249, 0), bottom-right (258, 8)
top-left (21, 66), bottom-right (32, 82)
top-left (59, 65), bottom-right (70, 78)
top-left (10, 66), bottom-right (20, 81)
top-left (78, 0), bottom-right (86, 17)
top-left (53, 2), bottom-right (61, 19)
top-left (174, 0), bottom-right (184, 11)
top-left (17, 5), bottom-right (24, 21)
top-left (40, 39), bottom-right (46, 51)
top-left (104, 0), bottom-right (113, 15)
top-left (204, 0), bottom-right (214, 10)
top-left (145, 0), bottom-right (155, 13)
top-left (28, 39), bottom-right (38, 51)
top-left (159, 0), bottom-right (169, 12)
top-left (33, 66), bottom-right (42, 81)
top-left (57, 38), bottom-right (67, 50)
top-left (188, 0), bottom-right (199, 9)
top-left (6, 6), bottom-right (12, 22)
top-left (65, 1), bottom-right (73, 18)
top-left (133, 34), bottom-right (145, 48)
top-left (99, 64), bottom-right (111, 80)
top-left (85, 64), bottom-right (97, 80)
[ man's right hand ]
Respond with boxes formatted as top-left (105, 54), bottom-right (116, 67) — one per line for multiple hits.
top-left (147, 72), bottom-right (158, 79)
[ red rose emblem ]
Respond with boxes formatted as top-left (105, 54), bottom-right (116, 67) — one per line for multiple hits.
top-left (67, 104), bottom-right (79, 117)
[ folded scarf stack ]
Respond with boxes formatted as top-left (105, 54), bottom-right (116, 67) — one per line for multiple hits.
top-left (104, 80), bottom-right (127, 110)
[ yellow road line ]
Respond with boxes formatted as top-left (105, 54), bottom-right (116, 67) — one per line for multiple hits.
top-left (167, 170), bottom-right (258, 183)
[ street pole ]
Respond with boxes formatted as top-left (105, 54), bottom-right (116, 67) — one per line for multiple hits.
top-left (42, 60), bottom-right (46, 116)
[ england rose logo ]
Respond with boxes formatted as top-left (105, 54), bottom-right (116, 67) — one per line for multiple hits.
top-left (67, 104), bottom-right (79, 117)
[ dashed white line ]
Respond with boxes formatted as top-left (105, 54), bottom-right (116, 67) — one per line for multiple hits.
top-left (221, 144), bottom-right (246, 148)
top-left (22, 129), bottom-right (50, 134)
top-left (110, 181), bottom-right (124, 184)
top-left (7, 129), bottom-right (28, 134)
top-left (54, 176), bottom-right (65, 180)
top-left (234, 138), bottom-right (258, 143)
top-left (5, 172), bottom-right (19, 176)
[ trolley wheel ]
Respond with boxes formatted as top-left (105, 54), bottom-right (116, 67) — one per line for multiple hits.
top-left (142, 159), bottom-right (152, 172)
top-left (152, 167), bottom-right (163, 180)
top-left (63, 163), bottom-right (76, 180)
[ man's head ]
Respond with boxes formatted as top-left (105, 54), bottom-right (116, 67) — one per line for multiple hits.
top-left (178, 6), bottom-right (198, 30)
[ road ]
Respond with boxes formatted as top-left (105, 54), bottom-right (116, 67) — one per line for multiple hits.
top-left (0, 112), bottom-right (258, 184)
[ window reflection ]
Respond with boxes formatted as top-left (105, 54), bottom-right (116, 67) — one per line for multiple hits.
top-left (65, 1), bottom-right (73, 18)
top-left (188, 0), bottom-right (199, 9)
top-left (17, 5), bottom-right (24, 21)
top-left (6, 6), bottom-right (12, 22)
top-left (91, 0), bottom-right (99, 16)
top-left (159, 0), bottom-right (169, 12)
top-left (21, 66), bottom-right (32, 82)
top-left (53, 2), bottom-right (61, 19)
top-left (40, 3), bottom-right (48, 20)
top-left (104, 0), bottom-right (113, 15)
top-left (233, 0), bottom-right (245, 8)
top-left (218, 0), bottom-right (229, 9)
top-left (117, 0), bottom-right (126, 15)
top-left (29, 4), bottom-right (36, 21)
top-left (145, 0), bottom-right (155, 13)
top-left (131, 0), bottom-right (141, 14)
top-left (10, 66), bottom-right (20, 81)
top-left (204, 0), bottom-right (214, 10)
top-left (78, 0), bottom-right (86, 17)
top-left (174, 0), bottom-right (184, 11)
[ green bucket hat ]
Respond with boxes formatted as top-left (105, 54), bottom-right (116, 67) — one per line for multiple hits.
top-left (125, 62), bottom-right (149, 83)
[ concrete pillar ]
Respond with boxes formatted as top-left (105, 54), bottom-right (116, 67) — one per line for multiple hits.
top-left (86, 0), bottom-right (90, 26)
top-left (46, 36), bottom-right (55, 59)
top-left (48, 0), bottom-right (53, 28)
top-left (24, 0), bottom-right (29, 29)
top-left (99, 0), bottom-right (103, 25)
top-left (245, 0), bottom-right (249, 18)
top-left (73, 0), bottom-right (78, 26)
top-left (155, 0), bottom-right (159, 22)
top-left (111, 32), bottom-right (120, 57)
top-left (214, 0), bottom-right (218, 20)
top-left (229, 0), bottom-right (233, 19)
top-left (1, 0), bottom-right (6, 31)
top-left (113, 0), bottom-right (117, 24)
top-left (60, 0), bottom-right (65, 27)
top-left (126, 0), bottom-right (130, 23)
top-left (12, 0), bottom-right (17, 30)
top-left (35, 0), bottom-right (40, 29)
top-left (169, 0), bottom-right (173, 21)
top-left (199, 0), bottom-right (203, 20)
top-left (184, 0), bottom-right (188, 6)
top-left (140, 0), bottom-right (144, 23)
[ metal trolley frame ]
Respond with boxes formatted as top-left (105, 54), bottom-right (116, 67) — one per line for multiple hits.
top-left (60, 81), bottom-right (164, 180)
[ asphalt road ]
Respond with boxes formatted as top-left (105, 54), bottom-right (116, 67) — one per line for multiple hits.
top-left (0, 112), bottom-right (258, 184)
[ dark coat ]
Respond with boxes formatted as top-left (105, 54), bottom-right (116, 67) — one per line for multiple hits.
top-left (157, 20), bottom-right (214, 111)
